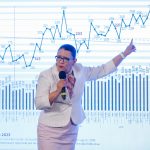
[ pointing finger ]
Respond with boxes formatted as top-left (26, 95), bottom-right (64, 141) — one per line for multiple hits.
top-left (130, 38), bottom-right (133, 45)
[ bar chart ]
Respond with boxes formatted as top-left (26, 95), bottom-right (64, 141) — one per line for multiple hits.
top-left (1, 67), bottom-right (149, 112)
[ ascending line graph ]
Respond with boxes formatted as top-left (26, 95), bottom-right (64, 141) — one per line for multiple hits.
top-left (0, 2), bottom-right (150, 150)
top-left (0, 2), bottom-right (150, 69)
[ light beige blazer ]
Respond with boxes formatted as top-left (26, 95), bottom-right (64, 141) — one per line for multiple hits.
top-left (35, 60), bottom-right (117, 127)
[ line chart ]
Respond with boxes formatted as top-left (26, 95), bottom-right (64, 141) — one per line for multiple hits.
top-left (0, 2), bottom-right (150, 69)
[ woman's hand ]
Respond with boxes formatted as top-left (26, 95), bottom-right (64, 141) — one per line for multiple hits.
top-left (124, 39), bottom-right (136, 57)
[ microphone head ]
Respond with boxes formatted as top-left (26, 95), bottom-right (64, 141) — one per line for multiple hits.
top-left (59, 71), bottom-right (66, 79)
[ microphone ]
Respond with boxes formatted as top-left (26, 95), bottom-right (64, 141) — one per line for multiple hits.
top-left (59, 71), bottom-right (66, 100)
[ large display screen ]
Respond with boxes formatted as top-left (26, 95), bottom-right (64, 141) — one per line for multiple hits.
top-left (0, 0), bottom-right (150, 150)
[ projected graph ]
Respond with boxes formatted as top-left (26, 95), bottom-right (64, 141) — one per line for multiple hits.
top-left (0, 67), bottom-right (149, 111)
top-left (0, 1), bottom-right (150, 112)
top-left (0, 8), bottom-right (149, 68)
top-left (0, 1), bottom-right (150, 150)
top-left (0, 2), bottom-right (150, 69)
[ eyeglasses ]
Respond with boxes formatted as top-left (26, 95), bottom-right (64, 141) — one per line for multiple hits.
top-left (55, 55), bottom-right (73, 63)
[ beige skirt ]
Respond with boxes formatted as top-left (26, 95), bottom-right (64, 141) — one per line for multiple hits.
top-left (37, 121), bottom-right (79, 150)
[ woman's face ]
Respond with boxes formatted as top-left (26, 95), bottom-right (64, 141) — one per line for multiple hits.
top-left (55, 48), bottom-right (77, 73)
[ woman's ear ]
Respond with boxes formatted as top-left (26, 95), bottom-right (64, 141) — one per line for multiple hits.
top-left (73, 58), bottom-right (77, 64)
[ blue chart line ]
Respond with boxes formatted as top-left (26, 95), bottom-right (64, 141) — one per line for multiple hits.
top-left (0, 9), bottom-right (150, 67)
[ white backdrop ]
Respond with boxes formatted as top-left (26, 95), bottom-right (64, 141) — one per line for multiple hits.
top-left (0, 0), bottom-right (150, 150)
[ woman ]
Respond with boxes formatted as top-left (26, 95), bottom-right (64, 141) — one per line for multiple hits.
top-left (35, 40), bottom-right (136, 150)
